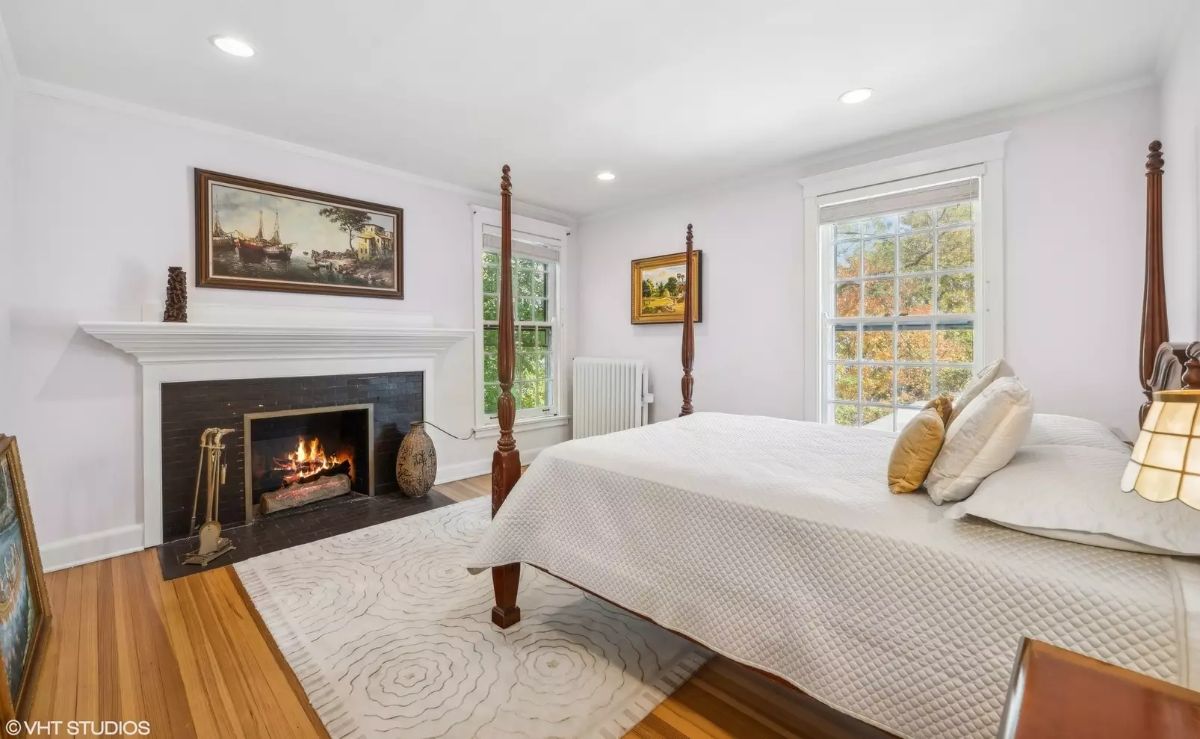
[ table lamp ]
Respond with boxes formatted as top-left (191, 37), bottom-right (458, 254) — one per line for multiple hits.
top-left (1122, 389), bottom-right (1200, 509)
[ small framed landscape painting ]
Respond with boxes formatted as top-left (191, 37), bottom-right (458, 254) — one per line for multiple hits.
top-left (195, 169), bottom-right (403, 299)
top-left (630, 250), bottom-right (702, 324)
top-left (0, 435), bottom-right (49, 721)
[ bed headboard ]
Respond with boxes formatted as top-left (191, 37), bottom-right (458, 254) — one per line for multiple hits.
top-left (1148, 342), bottom-right (1200, 395)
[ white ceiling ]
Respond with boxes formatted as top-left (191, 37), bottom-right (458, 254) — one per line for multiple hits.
top-left (0, 0), bottom-right (1182, 216)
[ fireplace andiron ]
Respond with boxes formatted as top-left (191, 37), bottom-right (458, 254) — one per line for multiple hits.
top-left (185, 427), bottom-right (235, 566)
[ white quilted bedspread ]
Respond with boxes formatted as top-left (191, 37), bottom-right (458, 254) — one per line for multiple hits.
top-left (466, 413), bottom-right (1188, 739)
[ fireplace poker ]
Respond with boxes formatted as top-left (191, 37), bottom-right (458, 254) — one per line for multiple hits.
top-left (187, 429), bottom-right (211, 538)
top-left (184, 427), bottom-right (236, 566)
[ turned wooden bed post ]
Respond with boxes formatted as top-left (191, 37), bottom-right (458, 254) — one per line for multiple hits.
top-left (680, 224), bottom-right (695, 416)
top-left (1139, 141), bottom-right (1168, 425)
top-left (490, 164), bottom-right (522, 628)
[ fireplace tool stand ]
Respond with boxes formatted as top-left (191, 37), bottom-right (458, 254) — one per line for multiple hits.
top-left (184, 427), bottom-right (236, 566)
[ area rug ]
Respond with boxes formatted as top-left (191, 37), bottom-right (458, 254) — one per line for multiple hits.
top-left (235, 497), bottom-right (710, 738)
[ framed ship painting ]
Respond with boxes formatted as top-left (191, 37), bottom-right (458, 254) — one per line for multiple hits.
top-left (0, 435), bottom-right (49, 721)
top-left (630, 250), bottom-right (702, 324)
top-left (195, 169), bottom-right (403, 299)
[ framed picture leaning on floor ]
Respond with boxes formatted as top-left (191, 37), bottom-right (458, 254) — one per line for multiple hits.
top-left (0, 435), bottom-right (50, 721)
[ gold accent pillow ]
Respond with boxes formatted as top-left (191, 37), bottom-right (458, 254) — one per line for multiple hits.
top-left (924, 395), bottom-right (954, 426)
top-left (888, 407), bottom-right (947, 493)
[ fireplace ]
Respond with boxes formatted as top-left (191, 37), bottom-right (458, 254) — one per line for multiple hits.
top-left (244, 404), bottom-right (374, 520)
top-left (159, 371), bottom-right (424, 542)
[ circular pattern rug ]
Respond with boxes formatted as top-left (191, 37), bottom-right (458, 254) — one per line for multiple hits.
top-left (235, 498), bottom-right (709, 738)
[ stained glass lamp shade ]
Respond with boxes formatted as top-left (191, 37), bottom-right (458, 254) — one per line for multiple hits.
top-left (1122, 390), bottom-right (1200, 509)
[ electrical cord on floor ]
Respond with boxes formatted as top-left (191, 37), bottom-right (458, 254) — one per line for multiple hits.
top-left (422, 421), bottom-right (476, 441)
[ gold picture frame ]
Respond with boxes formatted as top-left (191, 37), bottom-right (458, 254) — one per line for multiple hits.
top-left (630, 250), bottom-right (702, 325)
top-left (0, 435), bottom-right (50, 722)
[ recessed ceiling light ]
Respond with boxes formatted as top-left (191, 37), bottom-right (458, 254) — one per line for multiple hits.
top-left (210, 36), bottom-right (255, 58)
top-left (596, 171), bottom-right (616, 182)
top-left (838, 88), bottom-right (873, 104)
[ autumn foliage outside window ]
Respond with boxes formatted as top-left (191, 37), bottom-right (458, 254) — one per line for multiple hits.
top-left (823, 190), bottom-right (980, 431)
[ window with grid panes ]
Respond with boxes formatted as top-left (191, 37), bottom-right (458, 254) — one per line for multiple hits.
top-left (821, 177), bottom-right (980, 431)
top-left (480, 233), bottom-right (557, 421)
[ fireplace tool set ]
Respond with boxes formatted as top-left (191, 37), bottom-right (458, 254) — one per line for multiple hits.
top-left (185, 427), bottom-right (236, 566)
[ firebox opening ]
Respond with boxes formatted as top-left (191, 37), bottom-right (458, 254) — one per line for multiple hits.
top-left (244, 404), bottom-right (374, 521)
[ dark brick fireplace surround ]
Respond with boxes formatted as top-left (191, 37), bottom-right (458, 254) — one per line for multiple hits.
top-left (160, 371), bottom-right (424, 543)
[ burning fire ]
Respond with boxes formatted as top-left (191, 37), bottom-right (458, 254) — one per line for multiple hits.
top-left (273, 436), bottom-right (354, 486)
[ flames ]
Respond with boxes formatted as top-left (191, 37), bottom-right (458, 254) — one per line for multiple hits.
top-left (273, 436), bottom-right (354, 486)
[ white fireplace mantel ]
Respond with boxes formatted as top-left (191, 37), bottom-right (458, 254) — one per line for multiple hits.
top-left (80, 305), bottom-right (473, 547)
top-left (79, 321), bottom-right (474, 363)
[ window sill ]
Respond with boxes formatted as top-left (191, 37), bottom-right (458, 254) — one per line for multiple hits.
top-left (473, 415), bottom-right (570, 439)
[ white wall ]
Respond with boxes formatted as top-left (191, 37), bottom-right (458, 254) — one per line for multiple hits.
top-left (577, 85), bottom-right (1160, 435)
top-left (577, 172), bottom-right (806, 423)
top-left (1002, 87), bottom-right (1158, 431)
top-left (7, 85), bottom-right (574, 569)
top-left (0, 20), bottom-right (16, 424)
top-left (1160, 3), bottom-right (1200, 340)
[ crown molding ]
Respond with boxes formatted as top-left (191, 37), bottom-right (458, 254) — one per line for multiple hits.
top-left (18, 78), bottom-right (578, 227)
top-left (580, 76), bottom-right (1155, 224)
top-left (797, 132), bottom-right (1010, 197)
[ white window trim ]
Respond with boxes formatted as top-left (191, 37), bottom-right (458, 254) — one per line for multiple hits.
top-left (471, 205), bottom-right (572, 431)
top-left (799, 132), bottom-right (1009, 422)
top-left (473, 414), bottom-right (571, 439)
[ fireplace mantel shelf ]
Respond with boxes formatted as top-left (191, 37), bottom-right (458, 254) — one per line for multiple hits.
top-left (79, 321), bottom-right (473, 364)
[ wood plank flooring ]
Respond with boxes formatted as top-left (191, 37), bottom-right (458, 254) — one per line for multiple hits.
top-left (23, 473), bottom-right (883, 739)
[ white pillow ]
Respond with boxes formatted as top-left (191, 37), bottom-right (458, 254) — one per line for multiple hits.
top-left (949, 358), bottom-right (1014, 422)
top-left (1024, 413), bottom-right (1129, 453)
top-left (926, 376), bottom-right (1032, 504)
top-left (947, 444), bottom-right (1200, 556)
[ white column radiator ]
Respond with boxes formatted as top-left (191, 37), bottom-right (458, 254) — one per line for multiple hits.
top-left (572, 358), bottom-right (652, 439)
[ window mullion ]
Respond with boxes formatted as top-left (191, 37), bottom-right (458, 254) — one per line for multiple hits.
top-left (931, 226), bottom-right (940, 316)
top-left (891, 322), bottom-right (899, 429)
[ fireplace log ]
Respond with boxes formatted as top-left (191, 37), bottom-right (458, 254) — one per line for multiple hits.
top-left (259, 473), bottom-right (352, 514)
top-left (289, 459), bottom-right (351, 487)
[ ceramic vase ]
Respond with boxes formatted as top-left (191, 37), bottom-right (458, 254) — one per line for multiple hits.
top-left (395, 421), bottom-right (437, 497)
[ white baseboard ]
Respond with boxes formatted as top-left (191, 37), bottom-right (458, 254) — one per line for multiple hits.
top-left (40, 524), bottom-right (145, 573)
top-left (435, 446), bottom-right (547, 485)
top-left (38, 451), bottom-right (535, 572)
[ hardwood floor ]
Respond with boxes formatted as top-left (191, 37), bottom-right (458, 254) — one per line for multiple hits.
top-left (25, 548), bottom-right (323, 738)
top-left (24, 473), bottom-right (883, 739)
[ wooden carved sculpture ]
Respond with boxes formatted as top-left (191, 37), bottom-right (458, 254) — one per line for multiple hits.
top-left (680, 224), bottom-right (695, 416)
top-left (1139, 141), bottom-right (1167, 424)
top-left (490, 164), bottom-right (522, 628)
top-left (164, 266), bottom-right (188, 323)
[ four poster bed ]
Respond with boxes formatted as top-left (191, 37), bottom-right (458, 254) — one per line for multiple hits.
top-left (470, 146), bottom-right (1200, 738)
